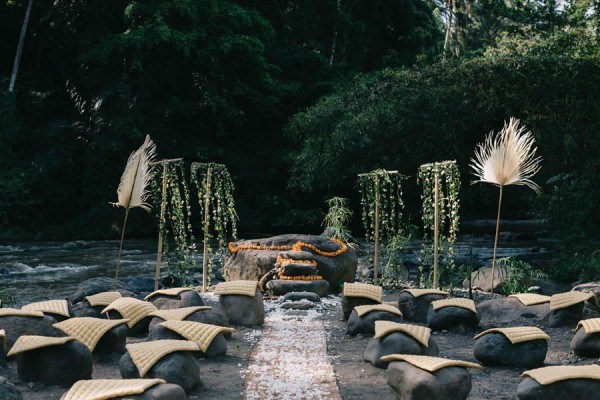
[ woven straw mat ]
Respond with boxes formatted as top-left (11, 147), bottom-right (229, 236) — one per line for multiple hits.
top-left (214, 280), bottom-right (258, 297)
top-left (7, 335), bottom-right (75, 357)
top-left (149, 306), bottom-right (212, 321)
top-left (102, 298), bottom-right (157, 328)
top-left (0, 308), bottom-right (44, 318)
top-left (508, 293), bottom-right (551, 306)
top-left (374, 321), bottom-right (431, 347)
top-left (474, 327), bottom-right (550, 344)
top-left (343, 282), bottom-right (383, 302)
top-left (576, 318), bottom-right (600, 334)
top-left (126, 340), bottom-right (199, 377)
top-left (379, 354), bottom-right (481, 372)
top-left (522, 365), bottom-right (600, 385)
top-left (0, 329), bottom-right (5, 351)
top-left (85, 291), bottom-right (123, 307)
top-left (54, 317), bottom-right (129, 351)
top-left (431, 298), bottom-right (477, 314)
top-left (401, 288), bottom-right (449, 298)
top-left (354, 304), bottom-right (402, 318)
top-left (63, 379), bottom-right (166, 400)
top-left (144, 287), bottom-right (194, 301)
top-left (550, 291), bottom-right (598, 311)
top-left (22, 299), bottom-right (70, 317)
top-left (160, 320), bottom-right (235, 352)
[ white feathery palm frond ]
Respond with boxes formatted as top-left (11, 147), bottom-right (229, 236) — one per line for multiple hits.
top-left (470, 118), bottom-right (542, 193)
top-left (113, 135), bottom-right (157, 211)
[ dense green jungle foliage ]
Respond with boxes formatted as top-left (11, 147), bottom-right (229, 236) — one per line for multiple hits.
top-left (1, 0), bottom-right (600, 280)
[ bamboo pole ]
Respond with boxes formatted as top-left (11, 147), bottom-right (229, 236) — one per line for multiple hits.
top-left (154, 163), bottom-right (168, 291)
top-left (114, 207), bottom-right (130, 290)
top-left (490, 185), bottom-right (504, 296)
top-left (202, 167), bottom-right (212, 292)
top-left (433, 167), bottom-right (439, 289)
top-left (373, 185), bottom-right (380, 285)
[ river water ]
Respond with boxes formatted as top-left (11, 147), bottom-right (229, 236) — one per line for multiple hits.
top-left (0, 235), bottom-right (555, 307)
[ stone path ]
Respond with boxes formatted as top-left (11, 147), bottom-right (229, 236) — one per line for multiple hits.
top-left (243, 306), bottom-right (341, 400)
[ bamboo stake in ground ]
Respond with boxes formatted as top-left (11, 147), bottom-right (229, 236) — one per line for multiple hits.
top-left (433, 168), bottom-right (439, 289)
top-left (373, 187), bottom-right (380, 285)
top-left (202, 167), bottom-right (212, 292)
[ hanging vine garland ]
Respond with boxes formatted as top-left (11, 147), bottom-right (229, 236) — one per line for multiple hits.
top-left (357, 169), bottom-right (407, 285)
top-left (191, 162), bottom-right (238, 290)
top-left (151, 161), bottom-right (197, 286)
top-left (417, 160), bottom-right (460, 287)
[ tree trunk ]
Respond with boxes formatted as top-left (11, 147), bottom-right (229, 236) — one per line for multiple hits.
top-left (9, 0), bottom-right (34, 92)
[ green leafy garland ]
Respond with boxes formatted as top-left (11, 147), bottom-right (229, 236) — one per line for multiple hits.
top-left (358, 169), bottom-right (407, 287)
top-left (191, 163), bottom-right (238, 286)
top-left (151, 162), bottom-right (197, 285)
top-left (417, 160), bottom-right (460, 287)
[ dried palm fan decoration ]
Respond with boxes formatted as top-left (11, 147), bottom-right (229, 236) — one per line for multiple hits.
top-left (470, 118), bottom-right (541, 295)
top-left (112, 135), bottom-right (157, 289)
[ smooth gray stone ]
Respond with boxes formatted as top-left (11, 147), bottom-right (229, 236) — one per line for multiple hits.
top-left (473, 333), bottom-right (547, 367)
top-left (278, 251), bottom-right (315, 261)
top-left (570, 327), bottom-right (600, 357)
top-left (364, 332), bottom-right (439, 369)
top-left (280, 263), bottom-right (317, 276)
top-left (427, 306), bottom-right (480, 331)
top-left (547, 303), bottom-right (584, 328)
top-left (478, 298), bottom-right (549, 325)
top-left (219, 291), bottom-right (265, 326)
top-left (346, 310), bottom-right (402, 336)
top-left (69, 277), bottom-right (135, 303)
top-left (119, 351), bottom-right (200, 393)
top-left (267, 279), bottom-right (329, 298)
top-left (341, 296), bottom-right (380, 320)
top-left (147, 325), bottom-right (227, 357)
top-left (105, 310), bottom-right (151, 336)
top-left (0, 315), bottom-right (64, 353)
top-left (17, 341), bottom-right (92, 387)
top-left (94, 323), bottom-right (128, 355)
top-left (387, 362), bottom-right (472, 400)
top-left (281, 292), bottom-right (321, 303)
top-left (148, 291), bottom-right (204, 310)
top-left (398, 292), bottom-right (448, 323)
top-left (517, 377), bottom-right (600, 400)
top-left (148, 310), bottom-right (231, 339)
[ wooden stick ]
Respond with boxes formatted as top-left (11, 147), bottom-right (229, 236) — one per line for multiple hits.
top-left (374, 185), bottom-right (380, 285)
top-left (490, 185), bottom-right (504, 296)
top-left (202, 167), bottom-right (213, 292)
top-left (114, 207), bottom-right (130, 290)
top-left (433, 167), bottom-right (439, 289)
top-left (154, 164), bottom-right (168, 291)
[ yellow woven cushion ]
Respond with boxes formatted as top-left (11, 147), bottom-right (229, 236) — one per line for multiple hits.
top-left (379, 354), bottom-right (481, 372)
top-left (354, 304), bottom-right (402, 318)
top-left (144, 287), bottom-right (194, 301)
top-left (102, 298), bottom-right (157, 328)
top-left (0, 308), bottom-right (44, 318)
top-left (22, 299), bottom-right (70, 317)
top-left (126, 340), bottom-right (199, 377)
top-left (214, 281), bottom-right (258, 297)
top-left (85, 292), bottom-right (123, 307)
top-left (522, 365), bottom-right (600, 385)
top-left (159, 320), bottom-right (235, 352)
top-left (550, 291), bottom-right (598, 311)
top-left (576, 318), bottom-right (600, 334)
top-left (343, 283), bottom-right (383, 302)
top-left (0, 329), bottom-right (5, 351)
top-left (401, 289), bottom-right (449, 298)
top-left (374, 321), bottom-right (431, 347)
top-left (509, 293), bottom-right (551, 306)
top-left (431, 298), bottom-right (477, 314)
top-left (474, 327), bottom-right (550, 344)
top-left (62, 379), bottom-right (166, 400)
top-left (54, 317), bottom-right (130, 351)
top-left (7, 335), bottom-right (75, 357)
top-left (148, 306), bottom-right (212, 321)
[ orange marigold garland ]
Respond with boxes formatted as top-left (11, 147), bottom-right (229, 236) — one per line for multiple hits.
top-left (228, 237), bottom-right (347, 257)
top-left (278, 271), bottom-right (323, 281)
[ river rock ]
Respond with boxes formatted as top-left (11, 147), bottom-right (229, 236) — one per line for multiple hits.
top-left (266, 280), bottom-right (329, 297)
top-left (59, 382), bottom-right (186, 400)
top-left (473, 333), bottom-right (547, 367)
top-left (570, 328), bottom-right (600, 357)
top-left (280, 301), bottom-right (315, 310)
top-left (342, 296), bottom-right (380, 320)
top-left (547, 303), bottom-right (584, 328)
top-left (224, 234), bottom-right (357, 291)
top-left (398, 292), bottom-right (448, 323)
top-left (17, 340), bottom-right (92, 386)
top-left (387, 362), bottom-right (472, 400)
top-left (69, 277), bottom-right (136, 303)
top-left (364, 332), bottom-right (439, 369)
top-left (280, 263), bottom-right (318, 276)
top-left (148, 291), bottom-right (204, 310)
top-left (0, 377), bottom-right (22, 400)
top-left (219, 291), bottom-right (264, 326)
top-left (124, 276), bottom-right (158, 293)
top-left (71, 301), bottom-right (104, 318)
top-left (467, 265), bottom-right (520, 293)
top-left (120, 351), bottom-right (200, 393)
top-left (281, 292), bottom-right (321, 303)
top-left (347, 310), bottom-right (402, 336)
top-left (427, 306), bottom-right (480, 331)
top-left (0, 316), bottom-right (64, 353)
top-left (478, 297), bottom-right (549, 325)
top-left (147, 325), bottom-right (227, 357)
top-left (94, 323), bottom-right (128, 355)
top-left (573, 282), bottom-right (600, 297)
top-left (278, 250), bottom-right (315, 261)
top-left (517, 377), bottom-right (600, 400)
top-left (148, 309), bottom-right (231, 333)
top-left (104, 310), bottom-right (152, 336)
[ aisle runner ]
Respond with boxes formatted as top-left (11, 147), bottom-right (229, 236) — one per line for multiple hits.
top-left (243, 312), bottom-right (341, 400)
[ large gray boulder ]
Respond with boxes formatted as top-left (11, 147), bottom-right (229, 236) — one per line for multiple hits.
top-left (547, 303), bottom-right (585, 328)
top-left (16, 341), bottom-right (92, 386)
top-left (570, 328), bottom-right (600, 357)
top-left (60, 383), bottom-right (187, 400)
top-left (0, 315), bottom-right (64, 353)
top-left (427, 306), bottom-right (480, 331)
top-left (69, 277), bottom-right (136, 303)
top-left (94, 324), bottom-right (129, 355)
top-left (387, 362), bottom-right (472, 400)
top-left (398, 292), bottom-right (448, 323)
top-left (147, 325), bottom-right (228, 357)
top-left (120, 351), bottom-right (200, 393)
top-left (478, 297), bottom-right (549, 326)
top-left (364, 332), bottom-right (439, 369)
top-left (266, 280), bottom-right (329, 297)
top-left (147, 291), bottom-right (204, 310)
top-left (473, 333), bottom-right (547, 368)
top-left (467, 265), bottom-right (523, 293)
top-left (341, 296), bottom-right (380, 320)
top-left (224, 234), bottom-right (357, 291)
top-left (517, 377), bottom-right (600, 400)
top-left (219, 291), bottom-right (265, 327)
top-left (346, 310), bottom-right (402, 336)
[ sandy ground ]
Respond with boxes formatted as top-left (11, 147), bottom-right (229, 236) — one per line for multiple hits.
top-left (1, 289), bottom-right (596, 400)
